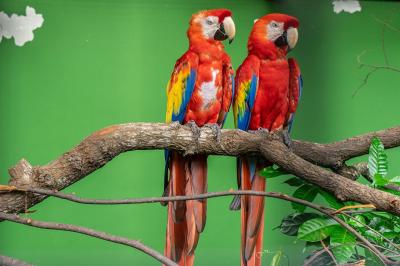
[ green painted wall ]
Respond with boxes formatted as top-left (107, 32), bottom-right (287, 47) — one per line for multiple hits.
top-left (0, 0), bottom-right (399, 265)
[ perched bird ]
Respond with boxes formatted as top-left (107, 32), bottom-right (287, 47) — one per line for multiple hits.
top-left (164, 9), bottom-right (235, 265)
top-left (231, 14), bottom-right (302, 266)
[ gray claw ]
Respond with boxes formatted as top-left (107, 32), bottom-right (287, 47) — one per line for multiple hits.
top-left (283, 129), bottom-right (293, 150)
top-left (207, 123), bottom-right (222, 143)
top-left (187, 120), bottom-right (201, 144)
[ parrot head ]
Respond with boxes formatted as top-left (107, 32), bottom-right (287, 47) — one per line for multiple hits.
top-left (187, 9), bottom-right (236, 45)
top-left (249, 13), bottom-right (299, 59)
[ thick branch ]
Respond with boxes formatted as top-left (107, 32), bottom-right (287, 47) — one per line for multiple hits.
top-left (0, 212), bottom-right (176, 266)
top-left (260, 138), bottom-right (400, 215)
top-left (0, 123), bottom-right (399, 216)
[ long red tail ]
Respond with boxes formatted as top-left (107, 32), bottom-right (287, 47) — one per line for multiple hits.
top-left (164, 152), bottom-right (207, 266)
top-left (240, 158), bottom-right (266, 266)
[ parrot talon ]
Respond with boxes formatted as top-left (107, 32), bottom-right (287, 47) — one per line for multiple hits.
top-left (206, 123), bottom-right (222, 143)
top-left (256, 128), bottom-right (270, 136)
top-left (187, 120), bottom-right (201, 145)
top-left (282, 129), bottom-right (293, 150)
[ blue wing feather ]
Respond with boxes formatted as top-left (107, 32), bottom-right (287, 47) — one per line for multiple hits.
top-left (287, 74), bottom-right (302, 133)
top-left (171, 69), bottom-right (197, 123)
top-left (237, 74), bottom-right (258, 131)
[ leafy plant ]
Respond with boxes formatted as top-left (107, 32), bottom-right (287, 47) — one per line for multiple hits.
top-left (261, 137), bottom-right (400, 265)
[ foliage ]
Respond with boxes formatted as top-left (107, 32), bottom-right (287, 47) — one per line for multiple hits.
top-left (261, 137), bottom-right (400, 265)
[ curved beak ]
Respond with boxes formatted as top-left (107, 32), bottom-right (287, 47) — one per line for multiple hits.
top-left (287, 27), bottom-right (298, 49)
top-left (214, 16), bottom-right (236, 43)
top-left (274, 27), bottom-right (298, 51)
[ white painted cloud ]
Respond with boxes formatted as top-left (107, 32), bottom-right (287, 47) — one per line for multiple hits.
top-left (333, 0), bottom-right (362, 14)
top-left (0, 6), bottom-right (44, 46)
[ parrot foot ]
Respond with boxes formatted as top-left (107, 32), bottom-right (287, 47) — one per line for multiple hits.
top-left (248, 128), bottom-right (269, 135)
top-left (206, 123), bottom-right (222, 143)
top-left (187, 120), bottom-right (201, 145)
top-left (282, 129), bottom-right (293, 150)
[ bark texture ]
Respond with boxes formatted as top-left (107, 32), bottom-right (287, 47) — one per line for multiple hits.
top-left (1, 122), bottom-right (399, 215)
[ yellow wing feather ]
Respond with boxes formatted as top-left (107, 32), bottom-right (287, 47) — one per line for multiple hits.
top-left (165, 64), bottom-right (191, 123)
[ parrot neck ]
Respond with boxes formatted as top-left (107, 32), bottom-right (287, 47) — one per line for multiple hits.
top-left (189, 39), bottom-right (225, 60)
top-left (248, 38), bottom-right (287, 60)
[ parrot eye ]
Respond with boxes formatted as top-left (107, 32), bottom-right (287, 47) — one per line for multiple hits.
top-left (271, 22), bottom-right (279, 28)
top-left (206, 19), bottom-right (213, 25)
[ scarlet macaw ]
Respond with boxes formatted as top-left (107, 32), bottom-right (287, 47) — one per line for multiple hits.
top-left (164, 9), bottom-right (235, 265)
top-left (231, 14), bottom-right (302, 266)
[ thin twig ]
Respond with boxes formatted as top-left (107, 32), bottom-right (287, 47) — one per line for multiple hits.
top-left (0, 212), bottom-right (177, 266)
top-left (353, 17), bottom-right (400, 97)
top-left (342, 212), bottom-right (400, 251)
top-left (303, 249), bottom-right (326, 266)
top-left (320, 240), bottom-right (339, 266)
top-left (373, 16), bottom-right (400, 33)
top-left (332, 204), bottom-right (376, 215)
top-left (0, 186), bottom-right (392, 264)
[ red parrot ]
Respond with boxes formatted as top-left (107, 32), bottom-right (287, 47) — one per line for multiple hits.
top-left (231, 14), bottom-right (302, 266)
top-left (164, 9), bottom-right (235, 265)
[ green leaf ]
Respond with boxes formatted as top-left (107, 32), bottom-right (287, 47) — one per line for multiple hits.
top-left (283, 177), bottom-right (304, 187)
top-left (382, 231), bottom-right (398, 239)
top-left (373, 174), bottom-right (389, 187)
top-left (298, 218), bottom-right (337, 242)
top-left (364, 247), bottom-right (385, 266)
top-left (292, 184), bottom-right (319, 212)
top-left (389, 176), bottom-right (400, 185)
top-left (329, 227), bottom-right (356, 264)
top-left (348, 215), bottom-right (366, 228)
top-left (279, 213), bottom-right (320, 236)
top-left (260, 165), bottom-right (287, 178)
top-left (318, 189), bottom-right (345, 209)
top-left (364, 229), bottom-right (382, 244)
top-left (270, 250), bottom-right (282, 266)
top-left (368, 137), bottom-right (388, 178)
top-left (331, 244), bottom-right (355, 264)
top-left (330, 226), bottom-right (356, 246)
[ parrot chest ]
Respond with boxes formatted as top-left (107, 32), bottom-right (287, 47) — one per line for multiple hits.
top-left (250, 59), bottom-right (290, 131)
top-left (184, 62), bottom-right (223, 126)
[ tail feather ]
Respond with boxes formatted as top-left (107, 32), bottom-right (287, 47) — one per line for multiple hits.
top-left (187, 155), bottom-right (208, 233)
top-left (166, 197), bottom-right (186, 262)
top-left (164, 153), bottom-right (207, 266)
top-left (246, 175), bottom-right (265, 238)
top-left (229, 195), bottom-right (241, 210)
top-left (240, 157), bottom-right (266, 266)
top-left (185, 184), bottom-right (200, 255)
top-left (171, 153), bottom-right (186, 223)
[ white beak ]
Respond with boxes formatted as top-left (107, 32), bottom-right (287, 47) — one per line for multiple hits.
top-left (222, 16), bottom-right (236, 42)
top-left (287, 27), bottom-right (298, 49)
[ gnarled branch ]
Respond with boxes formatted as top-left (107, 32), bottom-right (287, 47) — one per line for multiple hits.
top-left (0, 255), bottom-right (33, 266)
top-left (0, 123), bottom-right (399, 216)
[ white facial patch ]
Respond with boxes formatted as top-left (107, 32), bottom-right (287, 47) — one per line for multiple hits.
top-left (266, 20), bottom-right (284, 41)
top-left (199, 69), bottom-right (219, 107)
top-left (199, 16), bottom-right (219, 40)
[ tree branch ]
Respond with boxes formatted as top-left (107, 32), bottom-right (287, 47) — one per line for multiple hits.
top-left (0, 255), bottom-right (33, 266)
top-left (0, 123), bottom-right (399, 216)
top-left (0, 212), bottom-right (177, 266)
top-left (0, 188), bottom-right (394, 264)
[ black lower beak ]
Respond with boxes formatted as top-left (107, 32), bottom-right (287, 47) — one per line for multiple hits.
top-left (274, 31), bottom-right (288, 47)
top-left (214, 23), bottom-right (228, 41)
